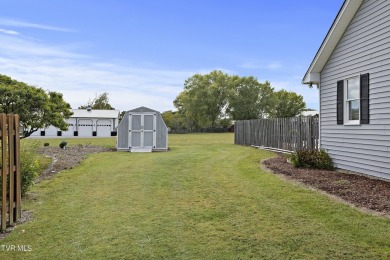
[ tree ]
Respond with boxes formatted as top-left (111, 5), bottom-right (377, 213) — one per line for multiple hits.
top-left (0, 74), bottom-right (72, 138)
top-left (269, 90), bottom-right (306, 118)
top-left (174, 70), bottom-right (231, 128)
top-left (161, 110), bottom-right (185, 131)
top-left (119, 111), bottom-right (126, 122)
top-left (79, 92), bottom-right (115, 110)
top-left (174, 71), bottom-right (308, 126)
top-left (227, 77), bottom-right (274, 120)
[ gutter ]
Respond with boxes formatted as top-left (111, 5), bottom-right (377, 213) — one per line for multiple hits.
top-left (302, 0), bottom-right (364, 85)
top-left (302, 0), bottom-right (348, 86)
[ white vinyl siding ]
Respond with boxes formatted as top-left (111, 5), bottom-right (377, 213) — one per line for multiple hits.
top-left (320, 0), bottom-right (390, 180)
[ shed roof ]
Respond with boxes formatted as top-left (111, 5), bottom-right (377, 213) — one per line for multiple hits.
top-left (71, 109), bottom-right (120, 119)
top-left (302, 0), bottom-right (364, 85)
top-left (128, 106), bottom-right (160, 113)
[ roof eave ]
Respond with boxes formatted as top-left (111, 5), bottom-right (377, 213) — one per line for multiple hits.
top-left (302, 0), bottom-right (364, 86)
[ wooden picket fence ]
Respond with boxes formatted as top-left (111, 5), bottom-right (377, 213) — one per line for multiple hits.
top-left (0, 114), bottom-right (21, 232)
top-left (234, 116), bottom-right (319, 151)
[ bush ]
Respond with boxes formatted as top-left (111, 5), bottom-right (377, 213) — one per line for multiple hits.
top-left (20, 144), bottom-right (42, 196)
top-left (0, 143), bottom-right (43, 196)
top-left (44, 142), bottom-right (50, 147)
top-left (59, 141), bottom-right (68, 149)
top-left (289, 149), bottom-right (334, 170)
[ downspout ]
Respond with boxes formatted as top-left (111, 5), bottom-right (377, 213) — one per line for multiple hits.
top-left (317, 82), bottom-right (321, 150)
top-left (309, 81), bottom-right (321, 150)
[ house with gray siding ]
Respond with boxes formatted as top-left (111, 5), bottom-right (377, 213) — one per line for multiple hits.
top-left (303, 0), bottom-right (390, 180)
top-left (117, 107), bottom-right (168, 152)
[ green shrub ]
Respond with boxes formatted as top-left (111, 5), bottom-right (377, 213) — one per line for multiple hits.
top-left (0, 143), bottom-right (42, 196)
top-left (20, 144), bottom-right (42, 196)
top-left (289, 149), bottom-right (334, 170)
top-left (44, 142), bottom-right (50, 147)
top-left (59, 141), bottom-right (68, 149)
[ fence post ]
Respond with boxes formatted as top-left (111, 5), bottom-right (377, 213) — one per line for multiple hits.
top-left (14, 115), bottom-right (21, 220)
top-left (1, 114), bottom-right (7, 231)
top-left (8, 115), bottom-right (14, 225)
top-left (0, 114), bottom-right (21, 232)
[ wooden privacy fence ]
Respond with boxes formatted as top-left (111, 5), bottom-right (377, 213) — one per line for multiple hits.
top-left (234, 116), bottom-right (319, 151)
top-left (0, 114), bottom-right (21, 232)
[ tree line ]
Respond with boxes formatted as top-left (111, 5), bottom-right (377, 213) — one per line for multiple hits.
top-left (163, 70), bottom-right (306, 131)
top-left (0, 71), bottom-right (308, 136)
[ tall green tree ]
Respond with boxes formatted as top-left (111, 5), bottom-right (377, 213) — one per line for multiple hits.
top-left (227, 77), bottom-right (274, 120)
top-left (161, 110), bottom-right (185, 131)
top-left (174, 70), bottom-right (230, 128)
top-left (174, 71), bottom-right (308, 127)
top-left (269, 90), bottom-right (306, 118)
top-left (79, 92), bottom-right (115, 110)
top-left (173, 92), bottom-right (200, 129)
top-left (0, 74), bottom-right (72, 137)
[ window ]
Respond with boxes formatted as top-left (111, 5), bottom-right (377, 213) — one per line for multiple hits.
top-left (345, 76), bottom-right (360, 123)
top-left (336, 73), bottom-right (369, 125)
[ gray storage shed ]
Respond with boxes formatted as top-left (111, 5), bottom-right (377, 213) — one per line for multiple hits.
top-left (117, 107), bottom-right (168, 152)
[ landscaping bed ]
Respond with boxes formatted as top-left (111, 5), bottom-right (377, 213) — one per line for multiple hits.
top-left (36, 145), bottom-right (115, 181)
top-left (263, 154), bottom-right (390, 216)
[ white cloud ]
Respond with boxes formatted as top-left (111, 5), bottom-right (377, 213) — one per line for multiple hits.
top-left (0, 28), bottom-right (19, 35)
top-left (0, 34), bottom-right (85, 58)
top-left (0, 34), bottom-right (195, 112)
top-left (0, 17), bottom-right (73, 32)
top-left (241, 61), bottom-right (282, 70)
top-left (266, 62), bottom-right (282, 70)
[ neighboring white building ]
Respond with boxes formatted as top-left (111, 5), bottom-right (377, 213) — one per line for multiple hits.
top-left (300, 110), bottom-right (319, 117)
top-left (30, 108), bottom-right (120, 137)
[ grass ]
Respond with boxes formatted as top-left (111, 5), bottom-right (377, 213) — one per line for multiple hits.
top-left (2, 133), bottom-right (390, 259)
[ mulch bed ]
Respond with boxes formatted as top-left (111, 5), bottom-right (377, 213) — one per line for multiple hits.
top-left (263, 154), bottom-right (390, 216)
top-left (36, 145), bottom-right (115, 181)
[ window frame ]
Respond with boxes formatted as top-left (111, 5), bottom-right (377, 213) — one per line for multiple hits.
top-left (344, 75), bottom-right (361, 125)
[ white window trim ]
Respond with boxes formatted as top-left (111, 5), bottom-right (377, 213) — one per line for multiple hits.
top-left (344, 75), bottom-right (360, 126)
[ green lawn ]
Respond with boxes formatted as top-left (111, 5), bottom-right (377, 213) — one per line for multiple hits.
top-left (2, 133), bottom-right (390, 259)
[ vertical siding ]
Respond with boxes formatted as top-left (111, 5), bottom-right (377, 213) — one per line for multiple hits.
top-left (117, 112), bottom-right (129, 149)
top-left (320, 0), bottom-right (390, 179)
top-left (156, 113), bottom-right (168, 149)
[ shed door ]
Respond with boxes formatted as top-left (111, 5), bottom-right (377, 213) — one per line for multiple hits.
top-left (97, 119), bottom-right (112, 137)
top-left (129, 113), bottom-right (156, 148)
top-left (78, 119), bottom-right (93, 137)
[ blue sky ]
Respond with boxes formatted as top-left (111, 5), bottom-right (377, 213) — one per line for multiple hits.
top-left (0, 0), bottom-right (343, 112)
